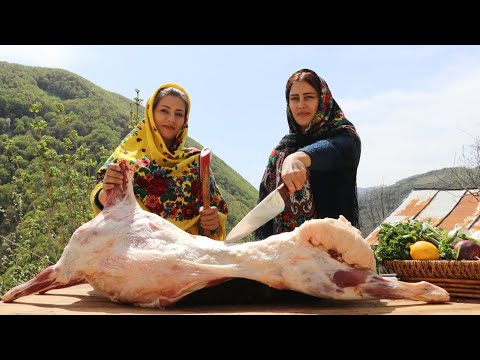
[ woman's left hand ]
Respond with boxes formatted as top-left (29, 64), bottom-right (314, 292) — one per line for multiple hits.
top-left (199, 206), bottom-right (220, 231)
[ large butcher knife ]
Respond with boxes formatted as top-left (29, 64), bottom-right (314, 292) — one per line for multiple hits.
top-left (200, 147), bottom-right (212, 238)
top-left (224, 183), bottom-right (290, 244)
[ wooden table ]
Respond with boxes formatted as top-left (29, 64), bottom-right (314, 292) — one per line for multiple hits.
top-left (1, 284), bottom-right (480, 315)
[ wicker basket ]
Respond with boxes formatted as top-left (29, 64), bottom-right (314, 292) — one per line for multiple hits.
top-left (384, 260), bottom-right (480, 298)
top-left (384, 260), bottom-right (480, 279)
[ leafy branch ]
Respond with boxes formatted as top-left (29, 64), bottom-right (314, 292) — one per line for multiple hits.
top-left (129, 88), bottom-right (143, 129)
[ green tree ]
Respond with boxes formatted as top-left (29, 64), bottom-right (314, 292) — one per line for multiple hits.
top-left (129, 88), bottom-right (143, 129)
top-left (28, 101), bottom-right (42, 118)
top-left (0, 101), bottom-right (97, 294)
top-left (30, 118), bottom-right (48, 137)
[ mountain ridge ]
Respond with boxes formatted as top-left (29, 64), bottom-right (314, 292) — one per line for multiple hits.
top-left (0, 60), bottom-right (258, 233)
top-left (1, 60), bottom-right (476, 292)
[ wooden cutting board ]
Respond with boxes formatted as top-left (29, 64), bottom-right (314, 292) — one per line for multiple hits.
top-left (2, 284), bottom-right (480, 315)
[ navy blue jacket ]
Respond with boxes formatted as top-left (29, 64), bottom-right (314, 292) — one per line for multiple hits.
top-left (255, 122), bottom-right (361, 240)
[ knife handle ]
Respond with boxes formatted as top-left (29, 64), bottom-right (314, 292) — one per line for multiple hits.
top-left (200, 147), bottom-right (212, 238)
top-left (278, 168), bottom-right (310, 200)
top-left (277, 183), bottom-right (291, 202)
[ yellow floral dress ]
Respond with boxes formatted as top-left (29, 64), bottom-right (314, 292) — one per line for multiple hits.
top-left (90, 83), bottom-right (228, 240)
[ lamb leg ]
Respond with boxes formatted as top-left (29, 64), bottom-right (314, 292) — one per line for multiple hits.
top-left (1, 265), bottom-right (84, 303)
top-left (214, 234), bottom-right (450, 304)
top-left (330, 269), bottom-right (449, 303)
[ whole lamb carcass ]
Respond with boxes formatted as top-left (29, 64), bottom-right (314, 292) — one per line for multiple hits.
top-left (1, 161), bottom-right (449, 307)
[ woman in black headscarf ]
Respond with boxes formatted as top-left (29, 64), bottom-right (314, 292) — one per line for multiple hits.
top-left (255, 69), bottom-right (361, 240)
top-left (180, 69), bottom-right (362, 305)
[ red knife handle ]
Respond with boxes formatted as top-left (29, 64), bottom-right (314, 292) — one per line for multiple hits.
top-left (278, 168), bottom-right (310, 200)
top-left (200, 147), bottom-right (211, 178)
top-left (277, 183), bottom-right (291, 202)
top-left (200, 147), bottom-right (211, 237)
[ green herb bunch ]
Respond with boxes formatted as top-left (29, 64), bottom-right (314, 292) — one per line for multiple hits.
top-left (374, 219), bottom-right (456, 266)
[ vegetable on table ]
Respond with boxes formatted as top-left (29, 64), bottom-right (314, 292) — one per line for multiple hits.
top-left (374, 219), bottom-right (457, 267)
top-left (454, 240), bottom-right (480, 260)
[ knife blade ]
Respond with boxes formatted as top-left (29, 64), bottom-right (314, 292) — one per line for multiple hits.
top-left (224, 183), bottom-right (290, 244)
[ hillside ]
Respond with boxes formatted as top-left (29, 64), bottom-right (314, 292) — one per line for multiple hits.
top-left (0, 60), bottom-right (475, 294)
top-left (0, 61), bottom-right (257, 231)
top-left (2, 60), bottom-right (465, 241)
top-left (0, 61), bottom-right (258, 293)
top-left (358, 166), bottom-right (475, 236)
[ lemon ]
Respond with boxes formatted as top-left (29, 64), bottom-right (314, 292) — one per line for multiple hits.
top-left (410, 241), bottom-right (440, 260)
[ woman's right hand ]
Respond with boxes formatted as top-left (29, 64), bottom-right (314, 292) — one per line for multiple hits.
top-left (281, 152), bottom-right (311, 194)
top-left (102, 163), bottom-right (124, 191)
top-left (97, 163), bottom-right (124, 206)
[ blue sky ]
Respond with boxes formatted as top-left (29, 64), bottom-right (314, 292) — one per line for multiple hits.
top-left (1, 45), bottom-right (479, 189)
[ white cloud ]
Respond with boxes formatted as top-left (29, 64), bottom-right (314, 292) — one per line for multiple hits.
top-left (0, 45), bottom-right (84, 69)
top-left (349, 63), bottom-right (480, 188)
top-left (2, 45), bottom-right (479, 191)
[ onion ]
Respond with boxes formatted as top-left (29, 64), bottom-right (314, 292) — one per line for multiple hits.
top-left (454, 240), bottom-right (480, 260)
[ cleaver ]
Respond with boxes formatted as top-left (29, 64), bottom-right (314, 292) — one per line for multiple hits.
top-left (224, 183), bottom-right (290, 244)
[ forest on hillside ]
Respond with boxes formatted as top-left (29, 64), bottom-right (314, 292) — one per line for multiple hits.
top-left (1, 61), bottom-right (479, 295)
top-left (0, 61), bottom-right (257, 293)
top-left (358, 138), bottom-right (480, 236)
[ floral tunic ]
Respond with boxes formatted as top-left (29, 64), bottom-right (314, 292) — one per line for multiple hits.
top-left (90, 83), bottom-right (228, 240)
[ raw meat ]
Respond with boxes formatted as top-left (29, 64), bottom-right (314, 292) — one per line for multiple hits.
top-left (1, 161), bottom-right (450, 307)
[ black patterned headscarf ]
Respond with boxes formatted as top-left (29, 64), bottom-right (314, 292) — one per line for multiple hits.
top-left (258, 69), bottom-right (360, 234)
